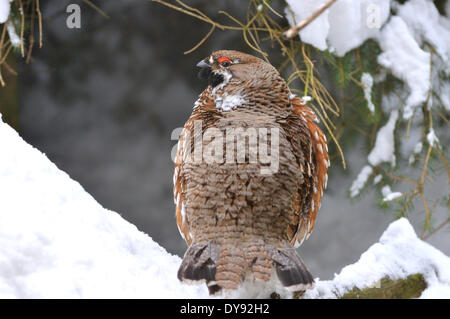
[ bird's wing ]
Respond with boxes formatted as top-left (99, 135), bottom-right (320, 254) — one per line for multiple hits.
top-left (174, 91), bottom-right (217, 246)
top-left (281, 97), bottom-right (330, 247)
top-left (174, 122), bottom-right (192, 245)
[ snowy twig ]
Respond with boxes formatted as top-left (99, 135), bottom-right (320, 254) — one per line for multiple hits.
top-left (0, 0), bottom-right (45, 82)
top-left (284, 0), bottom-right (337, 39)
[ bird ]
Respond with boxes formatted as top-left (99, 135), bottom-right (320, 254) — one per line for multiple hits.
top-left (173, 50), bottom-right (329, 297)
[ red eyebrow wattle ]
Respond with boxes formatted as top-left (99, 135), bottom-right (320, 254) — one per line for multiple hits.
top-left (218, 57), bottom-right (231, 64)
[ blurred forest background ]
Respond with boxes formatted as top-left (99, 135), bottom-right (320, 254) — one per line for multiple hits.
top-left (0, 0), bottom-right (448, 279)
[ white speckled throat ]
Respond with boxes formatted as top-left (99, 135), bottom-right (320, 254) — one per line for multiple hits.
top-left (211, 70), bottom-right (232, 96)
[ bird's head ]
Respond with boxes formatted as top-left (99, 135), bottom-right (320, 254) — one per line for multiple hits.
top-left (196, 50), bottom-right (280, 94)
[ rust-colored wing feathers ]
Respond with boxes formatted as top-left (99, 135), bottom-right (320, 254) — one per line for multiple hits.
top-left (286, 97), bottom-right (329, 246)
top-left (174, 92), bottom-right (217, 246)
top-left (174, 123), bottom-right (192, 245)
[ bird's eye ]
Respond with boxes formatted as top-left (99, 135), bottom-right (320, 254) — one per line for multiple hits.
top-left (218, 57), bottom-right (232, 67)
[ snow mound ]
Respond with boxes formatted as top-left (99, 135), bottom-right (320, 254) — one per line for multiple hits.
top-left (304, 218), bottom-right (450, 299)
top-left (0, 115), bottom-right (208, 298)
top-left (1, 115), bottom-right (449, 298)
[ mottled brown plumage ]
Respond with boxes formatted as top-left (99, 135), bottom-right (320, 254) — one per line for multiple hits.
top-left (174, 50), bottom-right (329, 296)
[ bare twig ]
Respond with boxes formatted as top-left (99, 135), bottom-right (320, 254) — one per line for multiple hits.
top-left (26, 0), bottom-right (36, 64)
top-left (0, 23), bottom-right (6, 87)
top-left (3, 61), bottom-right (18, 76)
top-left (183, 25), bottom-right (215, 54)
top-left (261, 0), bottom-right (283, 19)
top-left (284, 0), bottom-right (337, 39)
top-left (19, 0), bottom-right (25, 57)
top-left (422, 218), bottom-right (450, 241)
top-left (0, 44), bottom-right (12, 64)
top-left (420, 110), bottom-right (434, 234)
top-left (385, 171), bottom-right (420, 185)
top-left (36, 0), bottom-right (43, 48)
top-left (433, 107), bottom-right (450, 125)
top-left (83, 0), bottom-right (111, 19)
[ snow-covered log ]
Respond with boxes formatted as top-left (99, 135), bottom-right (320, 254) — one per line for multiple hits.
top-left (302, 218), bottom-right (450, 298)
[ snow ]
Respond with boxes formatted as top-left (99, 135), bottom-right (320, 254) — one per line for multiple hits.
top-left (367, 109), bottom-right (398, 166)
top-left (350, 165), bottom-right (373, 198)
top-left (426, 128), bottom-right (440, 148)
top-left (1, 114), bottom-right (449, 298)
top-left (0, 115), bottom-right (208, 298)
top-left (409, 141), bottom-right (423, 165)
top-left (214, 94), bottom-right (247, 112)
top-left (397, 0), bottom-right (450, 63)
top-left (285, 0), bottom-right (390, 56)
top-left (285, 0), bottom-right (329, 51)
top-left (381, 185), bottom-right (402, 202)
top-left (361, 73), bottom-right (375, 114)
top-left (377, 16), bottom-right (431, 120)
top-left (304, 218), bottom-right (450, 298)
top-left (6, 20), bottom-right (21, 48)
top-left (413, 140), bottom-right (423, 154)
top-left (327, 0), bottom-right (390, 57)
top-left (0, 0), bottom-right (12, 24)
top-left (301, 95), bottom-right (312, 103)
top-left (373, 174), bottom-right (382, 185)
top-left (285, 0), bottom-right (449, 120)
top-left (377, 0), bottom-right (450, 118)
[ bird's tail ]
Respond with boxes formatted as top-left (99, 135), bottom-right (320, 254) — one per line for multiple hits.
top-left (266, 245), bottom-right (315, 291)
top-left (177, 242), bottom-right (314, 295)
top-left (177, 242), bottom-right (222, 295)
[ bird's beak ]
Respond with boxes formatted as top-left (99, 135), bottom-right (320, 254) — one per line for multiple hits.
top-left (197, 58), bottom-right (212, 80)
top-left (196, 59), bottom-right (210, 69)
